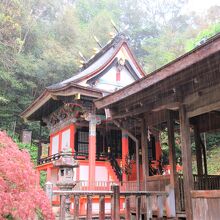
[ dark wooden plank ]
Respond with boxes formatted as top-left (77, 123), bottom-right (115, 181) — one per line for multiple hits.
top-left (111, 185), bottom-right (120, 220)
top-left (86, 195), bottom-right (92, 220)
top-left (135, 196), bottom-right (141, 220)
top-left (59, 195), bottom-right (66, 220)
top-left (99, 195), bottom-right (105, 220)
top-left (179, 105), bottom-right (193, 220)
top-left (74, 195), bottom-right (79, 220)
top-left (125, 196), bottom-right (131, 220)
top-left (191, 190), bottom-right (220, 198)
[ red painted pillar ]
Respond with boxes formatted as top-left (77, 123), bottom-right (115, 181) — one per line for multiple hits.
top-left (88, 116), bottom-right (97, 190)
top-left (47, 167), bottom-right (52, 181)
top-left (122, 130), bottom-right (129, 181)
top-left (70, 124), bottom-right (75, 154)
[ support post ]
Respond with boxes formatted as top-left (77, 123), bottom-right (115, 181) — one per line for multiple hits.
top-left (86, 195), bottom-right (92, 220)
top-left (135, 140), bottom-right (140, 191)
top-left (60, 195), bottom-right (66, 220)
top-left (179, 105), bottom-right (193, 220)
top-left (88, 115), bottom-right (98, 190)
top-left (70, 123), bottom-right (75, 153)
top-left (99, 195), bottom-right (105, 220)
top-left (146, 195), bottom-right (152, 220)
top-left (111, 184), bottom-right (120, 220)
top-left (135, 196), bottom-right (141, 220)
top-left (141, 118), bottom-right (149, 190)
top-left (74, 195), bottom-right (79, 220)
top-left (125, 196), bottom-right (131, 220)
top-left (122, 130), bottom-right (129, 181)
top-left (167, 110), bottom-right (177, 214)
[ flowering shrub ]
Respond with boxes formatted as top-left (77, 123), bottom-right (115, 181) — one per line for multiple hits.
top-left (0, 131), bottom-right (54, 220)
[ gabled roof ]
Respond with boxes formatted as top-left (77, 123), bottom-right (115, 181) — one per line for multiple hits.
top-left (21, 33), bottom-right (145, 121)
top-left (95, 33), bottom-right (220, 110)
top-left (47, 33), bottom-right (145, 90)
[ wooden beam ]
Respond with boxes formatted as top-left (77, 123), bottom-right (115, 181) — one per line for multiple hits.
top-left (111, 94), bottom-right (179, 119)
top-left (190, 112), bottom-right (220, 133)
top-left (179, 105), bottom-right (193, 220)
top-left (186, 83), bottom-right (220, 117)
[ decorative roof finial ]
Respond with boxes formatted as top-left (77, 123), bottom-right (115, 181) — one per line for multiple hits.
top-left (111, 19), bottom-right (119, 33)
top-left (93, 35), bottom-right (102, 48)
top-left (78, 51), bottom-right (87, 62)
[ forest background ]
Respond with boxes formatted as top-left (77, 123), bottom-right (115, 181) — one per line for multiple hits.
top-left (1, 0), bottom-right (220, 173)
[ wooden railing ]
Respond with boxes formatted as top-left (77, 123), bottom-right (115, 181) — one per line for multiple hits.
top-left (37, 152), bottom-right (109, 165)
top-left (177, 174), bottom-right (220, 211)
top-left (38, 153), bottom-right (61, 165)
top-left (74, 180), bottom-right (116, 191)
top-left (193, 174), bottom-right (220, 190)
top-left (191, 190), bottom-right (220, 219)
top-left (52, 185), bottom-right (168, 220)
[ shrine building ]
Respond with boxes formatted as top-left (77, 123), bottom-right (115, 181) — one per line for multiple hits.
top-left (21, 33), bottom-right (164, 214)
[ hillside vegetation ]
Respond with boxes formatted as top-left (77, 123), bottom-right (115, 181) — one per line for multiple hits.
top-left (1, 0), bottom-right (220, 137)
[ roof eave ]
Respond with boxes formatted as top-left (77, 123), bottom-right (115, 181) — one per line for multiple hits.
top-left (95, 33), bottom-right (220, 109)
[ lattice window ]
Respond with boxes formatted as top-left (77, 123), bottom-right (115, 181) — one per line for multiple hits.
top-left (77, 130), bottom-right (89, 153)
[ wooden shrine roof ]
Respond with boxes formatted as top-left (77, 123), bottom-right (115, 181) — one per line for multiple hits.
top-left (20, 83), bottom-right (103, 121)
top-left (20, 33), bottom-right (145, 121)
top-left (47, 33), bottom-right (145, 90)
top-left (95, 33), bottom-right (220, 124)
top-left (95, 34), bottom-right (220, 114)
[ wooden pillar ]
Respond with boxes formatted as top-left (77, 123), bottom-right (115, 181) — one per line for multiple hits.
top-left (167, 110), bottom-right (178, 213)
top-left (135, 196), bottom-right (141, 220)
top-left (70, 123), bottom-right (75, 154)
top-left (88, 116), bottom-right (97, 190)
top-left (122, 130), bottom-right (129, 181)
top-left (194, 124), bottom-right (203, 175)
top-left (201, 134), bottom-right (208, 176)
top-left (179, 105), bottom-right (193, 220)
top-left (111, 184), bottom-right (120, 220)
top-left (74, 195), bottom-right (79, 220)
top-left (135, 139), bottom-right (140, 190)
top-left (141, 118), bottom-right (149, 191)
top-left (99, 195), bottom-right (105, 220)
top-left (86, 195), bottom-right (92, 220)
top-left (125, 196), bottom-right (131, 220)
top-left (60, 195), bottom-right (66, 220)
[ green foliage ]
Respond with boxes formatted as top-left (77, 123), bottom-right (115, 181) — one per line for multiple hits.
top-left (160, 129), bottom-right (182, 165)
top-left (185, 23), bottom-right (220, 51)
top-left (0, 0), bottom-right (220, 142)
top-left (40, 171), bottom-right (47, 188)
top-left (17, 142), bottom-right (38, 165)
